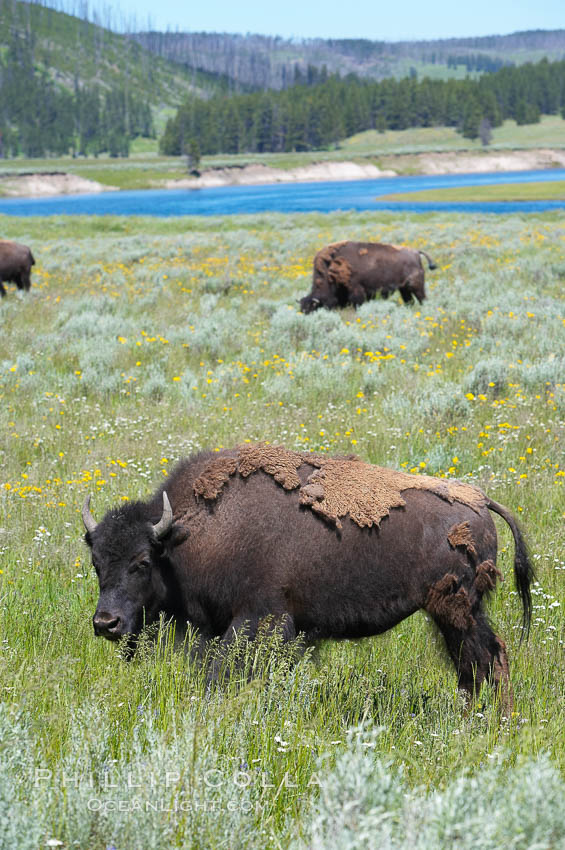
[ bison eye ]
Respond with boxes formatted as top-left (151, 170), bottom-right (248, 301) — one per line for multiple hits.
top-left (130, 559), bottom-right (151, 573)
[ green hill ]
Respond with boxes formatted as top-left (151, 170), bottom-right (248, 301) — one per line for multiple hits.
top-left (0, 0), bottom-right (229, 119)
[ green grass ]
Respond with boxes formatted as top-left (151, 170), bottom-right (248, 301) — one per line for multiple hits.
top-left (342, 115), bottom-right (565, 156)
top-left (382, 180), bottom-right (565, 203)
top-left (0, 210), bottom-right (564, 847)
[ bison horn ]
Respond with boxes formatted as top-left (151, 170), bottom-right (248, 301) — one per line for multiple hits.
top-left (152, 491), bottom-right (173, 539)
top-left (82, 495), bottom-right (98, 534)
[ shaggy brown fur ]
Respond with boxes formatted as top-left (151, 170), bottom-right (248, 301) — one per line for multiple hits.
top-left (313, 241), bottom-right (347, 274)
top-left (425, 574), bottom-right (476, 630)
top-left (193, 456), bottom-right (238, 500)
top-left (474, 559), bottom-right (504, 594)
top-left (238, 443), bottom-right (314, 489)
top-left (192, 443), bottom-right (487, 530)
top-left (448, 521), bottom-right (478, 559)
top-left (328, 255), bottom-right (352, 287)
top-left (299, 460), bottom-right (486, 530)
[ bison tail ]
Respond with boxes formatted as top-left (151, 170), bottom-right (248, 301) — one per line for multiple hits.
top-left (30, 252), bottom-right (36, 266)
top-left (487, 498), bottom-right (534, 638)
top-left (419, 250), bottom-right (438, 270)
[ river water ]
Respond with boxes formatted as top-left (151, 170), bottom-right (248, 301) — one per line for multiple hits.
top-left (0, 167), bottom-right (564, 217)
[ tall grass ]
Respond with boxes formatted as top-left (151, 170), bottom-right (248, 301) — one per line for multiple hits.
top-left (0, 210), bottom-right (564, 847)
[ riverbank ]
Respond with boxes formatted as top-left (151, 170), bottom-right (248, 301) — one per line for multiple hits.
top-left (2, 146), bottom-right (565, 198)
top-left (164, 149), bottom-right (565, 192)
top-left (0, 171), bottom-right (119, 197)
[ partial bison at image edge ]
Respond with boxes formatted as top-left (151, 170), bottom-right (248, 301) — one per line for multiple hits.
top-left (83, 443), bottom-right (533, 709)
top-left (299, 240), bottom-right (437, 313)
top-left (0, 239), bottom-right (35, 297)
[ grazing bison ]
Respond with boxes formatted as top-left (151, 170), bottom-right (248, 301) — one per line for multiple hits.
top-left (83, 443), bottom-right (532, 706)
top-left (300, 241), bottom-right (437, 313)
top-left (0, 240), bottom-right (35, 297)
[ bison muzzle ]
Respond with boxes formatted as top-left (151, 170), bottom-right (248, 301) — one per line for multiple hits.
top-left (83, 444), bottom-right (533, 707)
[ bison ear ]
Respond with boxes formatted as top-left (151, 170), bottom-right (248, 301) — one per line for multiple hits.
top-left (154, 523), bottom-right (189, 556)
top-left (169, 525), bottom-right (190, 548)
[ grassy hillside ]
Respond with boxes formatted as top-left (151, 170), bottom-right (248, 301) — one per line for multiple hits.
top-left (342, 115), bottom-right (565, 156)
top-left (0, 210), bottom-right (564, 846)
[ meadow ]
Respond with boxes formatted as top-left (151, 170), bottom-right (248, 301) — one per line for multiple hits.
top-left (383, 181), bottom-right (565, 203)
top-left (0, 209), bottom-right (564, 849)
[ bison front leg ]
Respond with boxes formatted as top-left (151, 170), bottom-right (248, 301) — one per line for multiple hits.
top-left (0, 281), bottom-right (6, 297)
top-left (346, 284), bottom-right (367, 308)
top-left (208, 612), bottom-right (296, 684)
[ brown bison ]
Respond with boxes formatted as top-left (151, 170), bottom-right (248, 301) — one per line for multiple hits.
top-left (300, 241), bottom-right (437, 313)
top-left (83, 444), bottom-right (532, 707)
top-left (0, 240), bottom-right (35, 297)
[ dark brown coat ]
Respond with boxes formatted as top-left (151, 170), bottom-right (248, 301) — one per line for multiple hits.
top-left (0, 240), bottom-right (35, 296)
top-left (300, 241), bottom-right (437, 313)
top-left (83, 446), bottom-right (532, 706)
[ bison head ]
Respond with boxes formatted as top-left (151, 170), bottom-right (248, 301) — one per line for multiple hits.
top-left (299, 294), bottom-right (322, 314)
top-left (83, 492), bottom-right (181, 647)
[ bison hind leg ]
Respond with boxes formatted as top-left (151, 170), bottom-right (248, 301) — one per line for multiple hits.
top-left (403, 270), bottom-right (426, 304)
top-left (426, 579), bottom-right (512, 711)
top-left (399, 285), bottom-right (414, 304)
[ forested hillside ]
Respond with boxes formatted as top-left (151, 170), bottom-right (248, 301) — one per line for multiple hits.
top-left (135, 29), bottom-right (565, 90)
top-left (0, 0), bottom-right (228, 157)
top-left (2, 2), bottom-right (565, 161)
top-left (160, 58), bottom-right (565, 156)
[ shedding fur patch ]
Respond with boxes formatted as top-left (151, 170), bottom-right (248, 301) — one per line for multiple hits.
top-left (358, 247), bottom-right (368, 255)
top-left (193, 456), bottom-right (238, 500)
top-left (448, 521), bottom-right (478, 558)
top-left (425, 574), bottom-right (476, 630)
top-left (328, 255), bottom-right (352, 287)
top-left (237, 443), bottom-right (318, 489)
top-left (474, 559), bottom-right (503, 594)
top-left (192, 444), bottom-right (487, 530)
top-left (313, 241), bottom-right (347, 275)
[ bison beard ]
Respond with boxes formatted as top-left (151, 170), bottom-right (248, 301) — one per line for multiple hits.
top-left (83, 444), bottom-right (533, 709)
top-left (300, 241), bottom-right (437, 313)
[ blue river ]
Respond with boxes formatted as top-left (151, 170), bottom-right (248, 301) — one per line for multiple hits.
top-left (0, 167), bottom-right (564, 216)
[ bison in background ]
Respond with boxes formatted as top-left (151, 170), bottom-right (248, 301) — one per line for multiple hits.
top-left (0, 240), bottom-right (35, 297)
top-left (300, 240), bottom-right (437, 313)
top-left (83, 443), bottom-right (533, 709)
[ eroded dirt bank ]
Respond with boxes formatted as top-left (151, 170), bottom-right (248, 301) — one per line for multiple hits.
top-left (0, 172), bottom-right (118, 197)
top-left (1, 149), bottom-right (564, 197)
